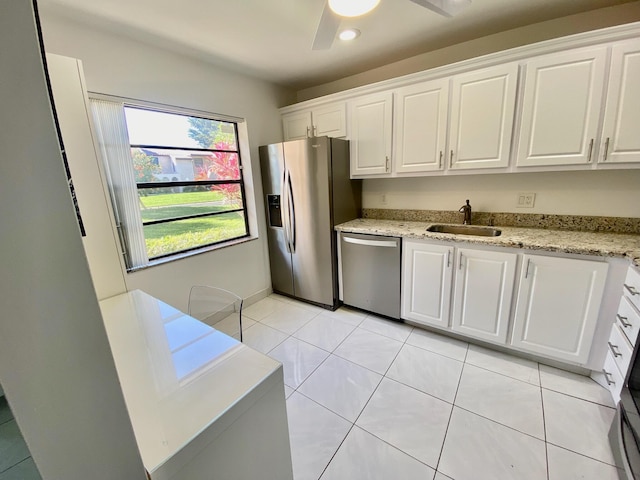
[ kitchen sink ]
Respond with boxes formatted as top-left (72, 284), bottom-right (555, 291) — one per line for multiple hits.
top-left (426, 224), bottom-right (502, 237)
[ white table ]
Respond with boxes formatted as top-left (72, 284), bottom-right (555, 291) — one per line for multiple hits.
top-left (99, 290), bottom-right (293, 480)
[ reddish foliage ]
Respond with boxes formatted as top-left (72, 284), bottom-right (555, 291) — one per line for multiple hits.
top-left (200, 141), bottom-right (241, 202)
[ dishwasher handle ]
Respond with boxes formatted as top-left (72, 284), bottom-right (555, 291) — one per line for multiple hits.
top-left (342, 236), bottom-right (398, 248)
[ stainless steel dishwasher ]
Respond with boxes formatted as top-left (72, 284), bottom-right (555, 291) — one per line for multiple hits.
top-left (339, 232), bottom-right (401, 319)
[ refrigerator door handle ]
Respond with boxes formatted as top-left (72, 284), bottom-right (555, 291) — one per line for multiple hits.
top-left (281, 169), bottom-right (292, 253)
top-left (287, 171), bottom-right (296, 253)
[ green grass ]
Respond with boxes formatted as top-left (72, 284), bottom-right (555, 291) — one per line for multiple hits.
top-left (144, 212), bottom-right (246, 258)
top-left (138, 190), bottom-right (247, 258)
top-left (140, 204), bottom-right (234, 222)
top-left (139, 190), bottom-right (225, 208)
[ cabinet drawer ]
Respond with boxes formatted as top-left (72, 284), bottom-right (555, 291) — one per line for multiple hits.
top-left (608, 323), bottom-right (633, 377)
top-left (624, 267), bottom-right (640, 312)
top-left (603, 351), bottom-right (624, 403)
top-left (616, 296), bottom-right (640, 346)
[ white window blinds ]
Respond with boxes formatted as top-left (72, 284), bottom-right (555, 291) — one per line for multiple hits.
top-left (90, 99), bottom-right (148, 269)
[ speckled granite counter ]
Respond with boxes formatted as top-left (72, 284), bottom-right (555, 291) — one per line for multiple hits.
top-left (336, 218), bottom-right (640, 267)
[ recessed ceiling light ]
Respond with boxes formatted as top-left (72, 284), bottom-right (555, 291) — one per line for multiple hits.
top-left (339, 28), bottom-right (361, 41)
top-left (328, 0), bottom-right (380, 17)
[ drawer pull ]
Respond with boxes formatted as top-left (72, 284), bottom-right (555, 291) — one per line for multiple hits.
top-left (624, 284), bottom-right (639, 296)
top-left (617, 314), bottom-right (632, 328)
top-left (608, 342), bottom-right (623, 358)
top-left (603, 369), bottom-right (616, 386)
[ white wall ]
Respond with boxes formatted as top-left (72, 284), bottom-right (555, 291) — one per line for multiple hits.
top-left (47, 54), bottom-right (129, 300)
top-left (363, 170), bottom-right (640, 217)
top-left (0, 2), bottom-right (146, 478)
top-left (39, 11), bottom-right (295, 311)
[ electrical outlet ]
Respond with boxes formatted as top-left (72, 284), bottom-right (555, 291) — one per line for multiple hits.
top-left (517, 192), bottom-right (536, 208)
top-left (381, 193), bottom-right (387, 205)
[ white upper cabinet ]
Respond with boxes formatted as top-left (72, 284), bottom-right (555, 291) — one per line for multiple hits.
top-left (451, 248), bottom-right (517, 345)
top-left (349, 92), bottom-right (393, 177)
top-left (510, 254), bottom-right (608, 365)
top-left (516, 46), bottom-right (608, 167)
top-left (402, 240), bottom-right (453, 328)
top-left (394, 79), bottom-right (449, 173)
top-left (282, 111), bottom-right (313, 141)
top-left (599, 38), bottom-right (640, 164)
top-left (282, 26), bottom-right (640, 177)
top-left (448, 63), bottom-right (518, 170)
top-left (282, 103), bottom-right (346, 141)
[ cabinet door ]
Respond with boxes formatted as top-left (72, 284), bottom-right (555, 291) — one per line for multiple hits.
top-left (599, 39), bottom-right (640, 164)
top-left (516, 47), bottom-right (608, 167)
top-left (401, 240), bottom-right (453, 328)
top-left (451, 248), bottom-right (517, 344)
top-left (448, 63), bottom-right (518, 170)
top-left (511, 254), bottom-right (608, 364)
top-left (313, 103), bottom-right (346, 138)
top-left (349, 92), bottom-right (393, 176)
top-left (394, 79), bottom-right (449, 173)
top-left (282, 111), bottom-right (312, 141)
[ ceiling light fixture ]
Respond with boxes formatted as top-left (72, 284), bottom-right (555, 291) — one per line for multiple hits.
top-left (339, 28), bottom-right (361, 41)
top-left (328, 0), bottom-right (380, 17)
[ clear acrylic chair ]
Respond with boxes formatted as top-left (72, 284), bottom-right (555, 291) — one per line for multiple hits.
top-left (188, 286), bottom-right (244, 342)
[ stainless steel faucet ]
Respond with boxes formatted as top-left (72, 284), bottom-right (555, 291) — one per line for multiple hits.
top-left (459, 199), bottom-right (472, 225)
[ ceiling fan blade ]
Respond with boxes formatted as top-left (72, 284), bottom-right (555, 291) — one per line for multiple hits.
top-left (409, 0), bottom-right (471, 17)
top-left (312, 2), bottom-right (341, 50)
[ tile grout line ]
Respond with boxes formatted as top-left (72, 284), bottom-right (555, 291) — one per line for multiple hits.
top-left (433, 343), bottom-right (469, 475)
top-left (544, 441), bottom-right (622, 469)
top-left (538, 363), bottom-right (551, 480)
top-left (268, 297), bottom-right (616, 478)
top-left (274, 307), bottom-right (370, 400)
top-left (312, 316), bottom-right (417, 479)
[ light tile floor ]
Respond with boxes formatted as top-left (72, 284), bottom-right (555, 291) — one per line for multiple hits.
top-left (0, 396), bottom-right (41, 480)
top-left (242, 293), bottom-right (624, 480)
top-left (0, 293), bottom-right (623, 480)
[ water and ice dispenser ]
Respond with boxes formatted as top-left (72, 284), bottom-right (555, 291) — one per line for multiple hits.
top-left (267, 194), bottom-right (282, 228)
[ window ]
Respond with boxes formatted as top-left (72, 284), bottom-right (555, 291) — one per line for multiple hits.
top-left (90, 99), bottom-right (250, 269)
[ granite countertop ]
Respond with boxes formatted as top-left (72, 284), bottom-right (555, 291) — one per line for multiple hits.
top-left (336, 218), bottom-right (640, 267)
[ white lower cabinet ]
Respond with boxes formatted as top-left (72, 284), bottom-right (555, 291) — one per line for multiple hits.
top-left (451, 248), bottom-right (517, 344)
top-left (510, 254), bottom-right (609, 364)
top-left (402, 241), bottom-right (516, 345)
top-left (402, 240), bottom-right (612, 367)
top-left (596, 265), bottom-right (640, 402)
top-left (401, 241), bottom-right (453, 328)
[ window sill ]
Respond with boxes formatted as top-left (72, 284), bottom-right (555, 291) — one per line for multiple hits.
top-left (126, 234), bottom-right (259, 273)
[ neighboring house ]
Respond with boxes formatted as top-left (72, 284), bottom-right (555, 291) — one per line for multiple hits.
top-left (139, 147), bottom-right (216, 182)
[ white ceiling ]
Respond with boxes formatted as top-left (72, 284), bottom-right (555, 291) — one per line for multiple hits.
top-left (38, 0), bottom-right (635, 90)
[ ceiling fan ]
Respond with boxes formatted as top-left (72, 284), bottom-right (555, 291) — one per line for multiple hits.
top-left (312, 0), bottom-right (472, 50)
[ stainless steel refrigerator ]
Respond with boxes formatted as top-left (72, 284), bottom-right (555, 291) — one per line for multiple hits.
top-left (259, 137), bottom-right (361, 309)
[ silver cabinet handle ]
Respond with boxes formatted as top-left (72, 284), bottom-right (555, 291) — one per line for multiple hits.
top-left (602, 137), bottom-right (609, 162)
top-left (313, 125), bottom-right (318, 137)
top-left (385, 156), bottom-right (390, 172)
top-left (459, 253), bottom-right (464, 270)
top-left (624, 284), bottom-right (639, 296)
top-left (524, 258), bottom-right (531, 279)
top-left (617, 314), bottom-right (632, 328)
top-left (587, 138), bottom-right (594, 163)
top-left (343, 237), bottom-right (398, 248)
top-left (608, 342), bottom-right (622, 358)
top-left (439, 151), bottom-right (443, 169)
top-left (447, 249), bottom-right (451, 268)
top-left (306, 126), bottom-right (310, 138)
top-left (603, 369), bottom-right (615, 386)
top-left (449, 150), bottom-right (454, 168)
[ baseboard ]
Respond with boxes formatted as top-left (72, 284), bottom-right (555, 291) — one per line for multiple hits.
top-left (243, 287), bottom-right (272, 307)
